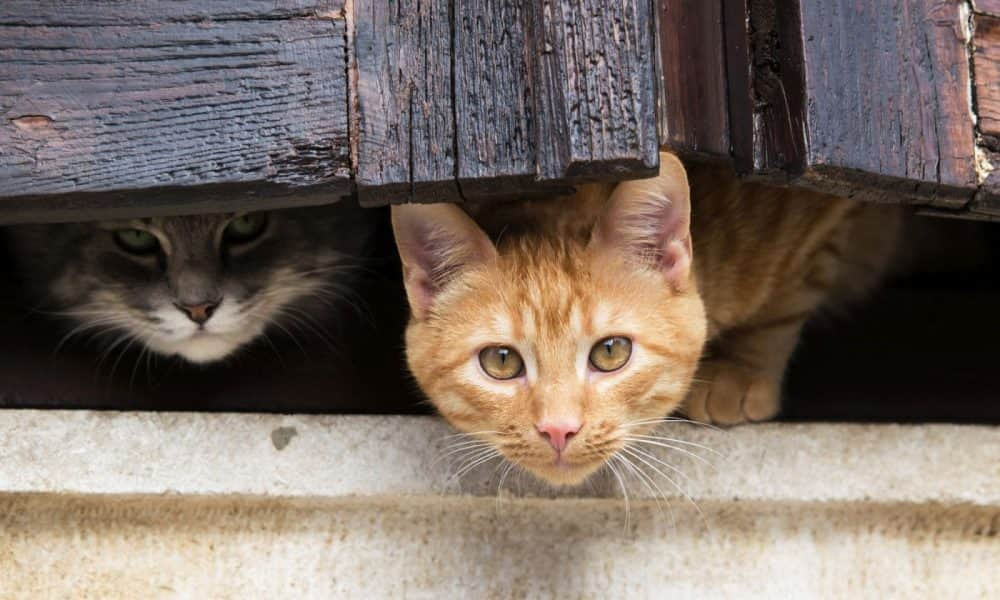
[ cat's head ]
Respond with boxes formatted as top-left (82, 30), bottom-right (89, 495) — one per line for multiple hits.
top-left (8, 203), bottom-right (370, 363)
top-left (392, 157), bottom-right (707, 486)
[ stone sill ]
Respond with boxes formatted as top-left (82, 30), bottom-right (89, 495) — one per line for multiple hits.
top-left (1, 410), bottom-right (996, 506)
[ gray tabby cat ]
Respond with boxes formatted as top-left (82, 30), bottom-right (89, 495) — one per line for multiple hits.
top-left (6, 201), bottom-right (373, 363)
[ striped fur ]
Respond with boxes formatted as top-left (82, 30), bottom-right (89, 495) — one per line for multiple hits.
top-left (393, 153), bottom-right (902, 486)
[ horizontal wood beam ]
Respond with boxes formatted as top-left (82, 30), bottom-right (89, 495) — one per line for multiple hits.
top-left (0, 0), bottom-right (662, 222)
top-left (0, 0), bottom-right (353, 223)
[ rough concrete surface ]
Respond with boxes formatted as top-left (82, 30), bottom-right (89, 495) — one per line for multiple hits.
top-left (0, 411), bottom-right (997, 598)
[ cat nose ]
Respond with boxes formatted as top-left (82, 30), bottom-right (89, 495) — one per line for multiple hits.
top-left (175, 301), bottom-right (220, 325)
top-left (536, 420), bottom-right (581, 452)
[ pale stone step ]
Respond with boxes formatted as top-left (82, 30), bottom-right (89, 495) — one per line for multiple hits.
top-left (0, 411), bottom-right (997, 598)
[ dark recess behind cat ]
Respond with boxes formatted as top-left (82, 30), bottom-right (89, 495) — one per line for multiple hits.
top-left (0, 205), bottom-right (427, 414)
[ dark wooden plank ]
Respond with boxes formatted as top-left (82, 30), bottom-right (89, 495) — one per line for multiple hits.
top-left (974, 14), bottom-right (1000, 137)
top-left (726, 0), bottom-right (808, 175)
top-left (798, 0), bottom-right (976, 196)
top-left (0, 0), bottom-right (352, 220)
top-left (723, 0), bottom-right (754, 173)
top-left (351, 0), bottom-right (660, 205)
top-left (657, 0), bottom-right (730, 158)
top-left (0, 0), bottom-right (342, 25)
top-left (350, 0), bottom-right (460, 205)
top-left (970, 13), bottom-right (1000, 216)
top-left (452, 0), bottom-right (537, 198)
top-left (527, 0), bottom-right (660, 180)
top-left (726, 0), bottom-right (977, 207)
top-left (974, 0), bottom-right (1000, 17)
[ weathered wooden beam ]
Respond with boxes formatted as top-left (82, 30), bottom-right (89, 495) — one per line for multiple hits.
top-left (0, 0), bottom-right (352, 223)
top-left (1, 0), bottom-right (662, 221)
top-left (657, 0), bottom-right (730, 159)
top-left (350, 0), bottom-right (660, 205)
top-left (723, 0), bottom-right (978, 207)
top-left (970, 11), bottom-right (1000, 215)
top-left (974, 15), bottom-right (1000, 138)
top-left (974, 0), bottom-right (1000, 17)
top-left (526, 0), bottom-right (660, 181)
top-left (452, 0), bottom-right (537, 198)
top-left (350, 0), bottom-right (460, 205)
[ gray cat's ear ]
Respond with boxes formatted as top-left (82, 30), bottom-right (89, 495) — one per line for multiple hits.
top-left (391, 203), bottom-right (497, 319)
top-left (591, 152), bottom-right (692, 289)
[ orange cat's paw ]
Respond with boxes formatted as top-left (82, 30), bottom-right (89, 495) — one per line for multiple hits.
top-left (683, 363), bottom-right (781, 426)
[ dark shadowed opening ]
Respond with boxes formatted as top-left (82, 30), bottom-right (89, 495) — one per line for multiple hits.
top-left (0, 208), bottom-right (997, 424)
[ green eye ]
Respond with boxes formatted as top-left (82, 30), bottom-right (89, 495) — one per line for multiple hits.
top-left (479, 346), bottom-right (525, 380)
top-left (224, 213), bottom-right (268, 243)
top-left (589, 337), bottom-right (632, 372)
top-left (113, 229), bottom-right (159, 254)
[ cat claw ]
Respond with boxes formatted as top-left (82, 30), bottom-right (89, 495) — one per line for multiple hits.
top-left (683, 363), bottom-right (781, 426)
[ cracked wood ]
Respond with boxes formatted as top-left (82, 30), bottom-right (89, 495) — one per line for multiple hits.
top-left (0, 0), bottom-right (352, 222)
top-left (724, 0), bottom-right (977, 207)
top-left (350, 0), bottom-right (660, 205)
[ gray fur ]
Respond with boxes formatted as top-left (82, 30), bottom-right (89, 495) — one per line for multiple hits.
top-left (5, 201), bottom-right (374, 363)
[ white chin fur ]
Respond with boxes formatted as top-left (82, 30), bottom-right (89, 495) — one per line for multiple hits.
top-left (142, 300), bottom-right (266, 363)
top-left (144, 324), bottom-right (264, 364)
top-left (169, 336), bottom-right (243, 363)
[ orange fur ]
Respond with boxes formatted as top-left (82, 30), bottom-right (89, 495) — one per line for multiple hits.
top-left (392, 152), bottom-right (902, 486)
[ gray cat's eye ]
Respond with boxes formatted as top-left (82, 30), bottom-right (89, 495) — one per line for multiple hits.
top-left (224, 213), bottom-right (268, 244)
top-left (113, 229), bottom-right (159, 255)
top-left (479, 346), bottom-right (524, 380)
top-left (589, 337), bottom-right (632, 372)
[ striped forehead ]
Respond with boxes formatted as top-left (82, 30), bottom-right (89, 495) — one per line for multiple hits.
top-left (503, 266), bottom-right (594, 343)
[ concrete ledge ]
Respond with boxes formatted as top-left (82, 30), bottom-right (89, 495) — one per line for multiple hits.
top-left (0, 410), bottom-right (997, 504)
top-left (1, 410), bottom-right (998, 597)
top-left (1, 495), bottom-right (998, 597)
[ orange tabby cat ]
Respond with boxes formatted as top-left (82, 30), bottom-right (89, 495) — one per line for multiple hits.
top-left (392, 152), bottom-right (901, 486)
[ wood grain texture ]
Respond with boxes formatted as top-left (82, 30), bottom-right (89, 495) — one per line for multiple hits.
top-left (527, 0), bottom-right (659, 180)
top-left (973, 0), bottom-right (1000, 17)
top-left (971, 14), bottom-right (1000, 215)
top-left (657, 0), bottom-right (730, 158)
top-left (452, 0), bottom-right (537, 197)
top-left (351, 0), bottom-right (460, 205)
top-left (797, 0), bottom-right (976, 194)
top-left (0, 0), bottom-right (352, 213)
top-left (724, 0), bottom-right (977, 206)
top-left (350, 0), bottom-right (660, 205)
top-left (723, 0), bottom-right (754, 173)
top-left (974, 14), bottom-right (1000, 136)
top-left (725, 0), bottom-right (807, 175)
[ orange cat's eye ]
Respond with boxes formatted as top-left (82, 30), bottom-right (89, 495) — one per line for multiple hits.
top-left (589, 337), bottom-right (632, 372)
top-left (478, 346), bottom-right (524, 380)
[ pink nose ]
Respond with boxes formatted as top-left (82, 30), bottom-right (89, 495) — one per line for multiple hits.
top-left (536, 420), bottom-right (582, 452)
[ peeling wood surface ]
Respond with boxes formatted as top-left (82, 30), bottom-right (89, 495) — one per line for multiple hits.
top-left (0, 0), bottom-right (352, 216)
top-left (971, 12), bottom-right (1000, 213)
top-left (974, 15), bottom-right (1000, 137)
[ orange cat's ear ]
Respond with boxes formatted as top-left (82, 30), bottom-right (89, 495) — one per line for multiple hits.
top-left (591, 153), bottom-right (692, 289)
top-left (590, 152), bottom-right (692, 289)
top-left (391, 203), bottom-right (497, 319)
